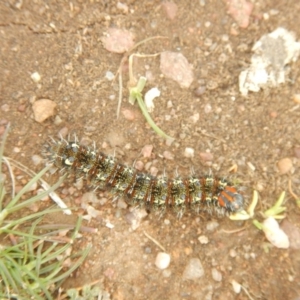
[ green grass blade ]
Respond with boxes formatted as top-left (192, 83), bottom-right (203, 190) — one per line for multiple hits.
top-left (0, 259), bottom-right (19, 294)
top-left (5, 165), bottom-right (52, 210)
top-left (7, 173), bottom-right (66, 214)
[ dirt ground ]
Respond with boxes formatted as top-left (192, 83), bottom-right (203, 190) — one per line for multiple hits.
top-left (1, 0), bottom-right (300, 299)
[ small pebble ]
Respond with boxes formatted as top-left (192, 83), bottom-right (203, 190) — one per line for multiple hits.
top-left (32, 155), bottom-right (43, 165)
top-left (144, 247), bottom-right (152, 254)
top-left (54, 115), bottom-right (63, 125)
top-left (188, 113), bottom-right (199, 123)
top-left (32, 99), bottom-right (57, 123)
top-left (211, 268), bottom-right (222, 282)
top-left (231, 280), bottom-right (242, 294)
top-left (150, 166), bottom-right (158, 176)
top-left (160, 51), bottom-right (194, 88)
top-left (277, 157), bottom-right (293, 174)
top-left (204, 103), bottom-right (212, 113)
top-left (206, 220), bottom-right (219, 231)
top-left (101, 28), bottom-right (135, 54)
top-left (162, 1), bottom-right (178, 20)
top-left (184, 147), bottom-right (194, 158)
top-left (81, 192), bottom-right (98, 206)
top-left (31, 71), bottom-right (41, 83)
top-left (163, 150), bottom-right (174, 160)
top-left (141, 145), bottom-right (153, 158)
top-left (116, 1), bottom-right (129, 13)
top-left (162, 269), bottom-right (172, 277)
top-left (199, 152), bottom-right (213, 162)
top-left (58, 127), bottom-right (68, 138)
top-left (194, 86), bottom-right (206, 96)
top-left (247, 161), bottom-right (256, 172)
top-left (155, 252), bottom-right (171, 270)
top-left (198, 235), bottom-right (209, 244)
top-left (281, 219), bottom-right (300, 250)
top-left (229, 249), bottom-right (237, 258)
top-left (18, 104), bottom-right (26, 112)
top-left (117, 198), bottom-right (128, 209)
top-left (13, 147), bottom-right (21, 153)
top-left (134, 160), bottom-right (144, 171)
top-left (125, 209), bottom-right (148, 230)
top-left (294, 146), bottom-right (300, 158)
top-left (182, 258), bottom-right (204, 281)
top-left (105, 71), bottom-right (115, 81)
top-left (122, 109), bottom-right (135, 120)
top-left (1, 104), bottom-right (10, 112)
top-left (293, 94), bottom-right (300, 104)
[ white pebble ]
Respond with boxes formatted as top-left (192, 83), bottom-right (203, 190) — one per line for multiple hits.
top-left (211, 268), bottom-right (222, 282)
top-left (182, 258), bottom-right (204, 280)
top-left (105, 71), bottom-right (115, 81)
top-left (206, 220), bottom-right (219, 231)
top-left (184, 147), bottom-right (194, 158)
top-left (31, 72), bottom-right (41, 82)
top-left (155, 252), bottom-right (171, 270)
top-left (262, 217), bottom-right (290, 249)
top-left (198, 235), bottom-right (209, 244)
top-left (105, 222), bottom-right (114, 229)
top-left (32, 155), bottom-right (43, 165)
top-left (231, 280), bottom-right (242, 294)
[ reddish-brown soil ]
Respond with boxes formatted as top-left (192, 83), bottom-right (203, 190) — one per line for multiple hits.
top-left (1, 1), bottom-right (300, 299)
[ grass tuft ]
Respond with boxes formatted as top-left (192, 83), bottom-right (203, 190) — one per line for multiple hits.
top-left (0, 125), bottom-right (90, 300)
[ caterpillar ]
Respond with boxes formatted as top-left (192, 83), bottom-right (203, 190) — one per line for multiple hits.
top-left (44, 138), bottom-right (245, 217)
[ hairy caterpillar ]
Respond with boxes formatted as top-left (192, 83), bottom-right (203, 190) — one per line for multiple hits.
top-left (44, 138), bottom-right (244, 217)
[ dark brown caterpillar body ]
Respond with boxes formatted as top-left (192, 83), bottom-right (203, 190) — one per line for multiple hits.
top-left (45, 139), bottom-right (244, 216)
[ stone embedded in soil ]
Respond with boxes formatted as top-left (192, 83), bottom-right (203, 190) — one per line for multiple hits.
top-left (294, 146), bottom-right (300, 158)
top-left (262, 217), bottom-right (289, 249)
top-left (155, 252), bottom-right (171, 270)
top-left (125, 208), bottom-right (148, 230)
top-left (184, 147), bottom-right (194, 158)
top-left (31, 71), bottom-right (41, 82)
top-left (211, 268), bottom-right (222, 282)
top-left (199, 152), bottom-right (214, 162)
top-left (182, 258), bottom-right (204, 281)
top-left (231, 280), bottom-right (242, 294)
top-left (293, 94), bottom-right (300, 104)
top-left (134, 160), bottom-right (144, 171)
top-left (81, 192), bottom-right (98, 207)
top-left (206, 220), bottom-right (219, 231)
top-left (1, 104), bottom-right (10, 112)
top-left (32, 99), bottom-right (57, 123)
top-left (160, 51), bottom-right (194, 88)
top-left (31, 154), bottom-right (43, 165)
top-left (58, 127), bottom-right (68, 138)
top-left (281, 219), bottom-right (300, 250)
top-left (198, 235), bottom-right (209, 244)
top-left (239, 28), bottom-right (300, 96)
top-left (162, 1), bottom-right (178, 20)
top-left (226, 0), bottom-right (253, 28)
top-left (101, 28), bottom-right (135, 54)
top-left (277, 157), bottom-right (293, 174)
top-left (122, 109), bottom-right (135, 120)
top-left (163, 150), bottom-right (174, 160)
top-left (141, 144), bottom-right (153, 158)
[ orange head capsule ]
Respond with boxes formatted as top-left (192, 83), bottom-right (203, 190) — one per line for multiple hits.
top-left (218, 186), bottom-right (244, 212)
